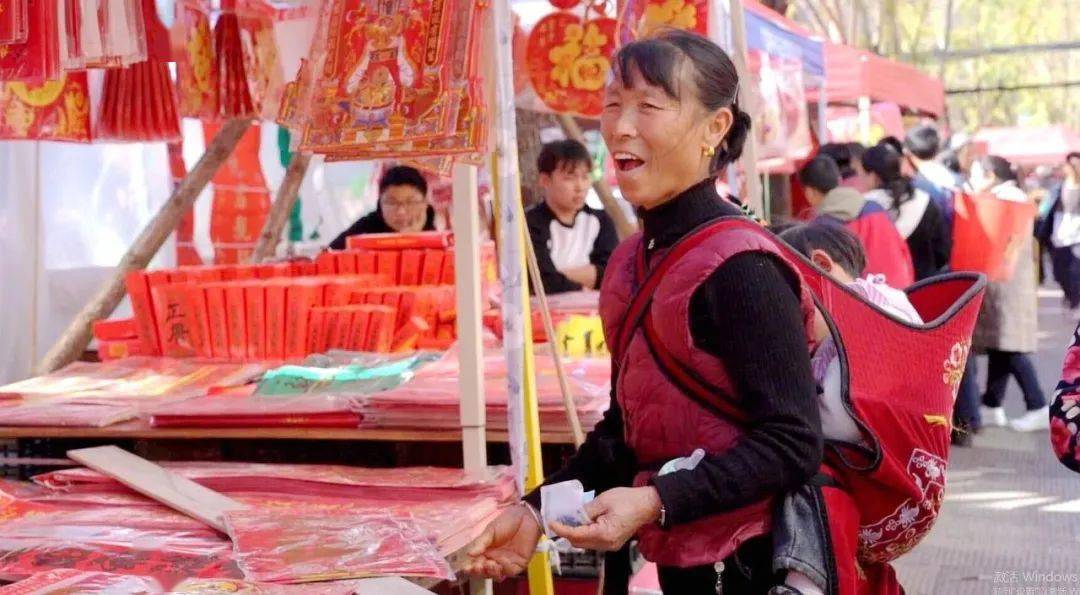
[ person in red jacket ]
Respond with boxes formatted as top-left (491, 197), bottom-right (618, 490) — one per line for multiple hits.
top-left (465, 30), bottom-right (900, 595)
top-left (800, 156), bottom-right (916, 288)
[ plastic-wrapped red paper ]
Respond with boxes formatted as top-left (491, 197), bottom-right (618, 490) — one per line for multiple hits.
top-left (34, 463), bottom-right (516, 503)
top-left (224, 510), bottom-right (453, 583)
top-left (0, 499), bottom-right (240, 586)
top-left (0, 399), bottom-right (138, 427)
top-left (0, 358), bottom-right (265, 402)
top-left (357, 348), bottom-right (611, 431)
top-left (0, 569), bottom-right (163, 594)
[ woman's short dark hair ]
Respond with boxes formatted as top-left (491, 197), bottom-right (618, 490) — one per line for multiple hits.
top-left (537, 139), bottom-right (592, 175)
top-left (980, 155), bottom-right (1018, 183)
top-left (380, 165), bottom-right (427, 196)
top-left (612, 28), bottom-right (750, 172)
top-left (780, 223), bottom-right (868, 278)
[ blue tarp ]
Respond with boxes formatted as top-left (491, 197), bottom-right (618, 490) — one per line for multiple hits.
top-left (745, 9), bottom-right (825, 81)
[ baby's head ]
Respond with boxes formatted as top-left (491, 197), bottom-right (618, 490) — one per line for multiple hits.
top-left (778, 223), bottom-right (867, 284)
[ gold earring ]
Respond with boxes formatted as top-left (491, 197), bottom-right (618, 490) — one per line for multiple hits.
top-left (702, 144), bottom-right (716, 157)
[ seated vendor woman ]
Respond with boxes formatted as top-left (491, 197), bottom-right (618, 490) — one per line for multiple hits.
top-left (328, 165), bottom-right (437, 249)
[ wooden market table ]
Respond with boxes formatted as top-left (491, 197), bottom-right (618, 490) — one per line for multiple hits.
top-left (0, 423), bottom-right (579, 444)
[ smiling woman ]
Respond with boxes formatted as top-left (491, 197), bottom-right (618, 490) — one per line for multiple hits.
top-left (602, 31), bottom-right (750, 209)
top-left (463, 29), bottom-right (905, 595)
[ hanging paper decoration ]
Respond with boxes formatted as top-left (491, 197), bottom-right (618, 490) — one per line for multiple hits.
top-left (176, 0), bottom-right (219, 118)
top-left (283, 0), bottom-right (488, 165)
top-left (0, 0), bottom-right (60, 82)
top-left (215, 0), bottom-right (257, 119)
top-left (141, 0), bottom-right (171, 61)
top-left (0, 0), bottom-right (28, 45)
top-left (95, 60), bottom-right (182, 142)
top-left (233, 0), bottom-right (311, 122)
top-left (616, 0), bottom-right (708, 45)
top-left (170, 141), bottom-right (204, 266)
top-left (57, 0), bottom-right (149, 70)
top-left (525, 13), bottom-right (617, 117)
top-left (297, 0), bottom-right (457, 150)
top-left (0, 73), bottom-right (91, 142)
top-left (204, 121), bottom-right (271, 264)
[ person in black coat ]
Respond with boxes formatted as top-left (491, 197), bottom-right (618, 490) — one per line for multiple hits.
top-left (328, 165), bottom-right (437, 249)
top-left (862, 143), bottom-right (952, 281)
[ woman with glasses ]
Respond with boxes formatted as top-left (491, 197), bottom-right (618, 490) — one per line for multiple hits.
top-left (329, 165), bottom-right (437, 249)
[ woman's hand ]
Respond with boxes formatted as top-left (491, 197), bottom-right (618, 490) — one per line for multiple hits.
top-left (463, 504), bottom-right (543, 580)
top-left (550, 486), bottom-right (662, 551)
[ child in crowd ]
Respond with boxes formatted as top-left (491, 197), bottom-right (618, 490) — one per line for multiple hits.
top-left (766, 223), bottom-right (923, 594)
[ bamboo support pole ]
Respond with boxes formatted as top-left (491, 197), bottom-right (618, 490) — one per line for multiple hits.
top-left (35, 118), bottom-right (253, 374)
top-left (521, 219), bottom-right (586, 447)
top-left (250, 151), bottom-right (313, 263)
top-left (556, 114), bottom-right (636, 240)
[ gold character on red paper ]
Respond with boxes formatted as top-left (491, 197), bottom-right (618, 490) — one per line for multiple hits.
top-left (527, 13), bottom-right (617, 117)
top-left (549, 21), bottom-right (610, 92)
top-left (641, 0), bottom-right (699, 36)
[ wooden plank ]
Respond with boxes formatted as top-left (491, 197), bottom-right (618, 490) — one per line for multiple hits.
top-left (358, 577), bottom-right (437, 594)
top-left (452, 163), bottom-right (487, 475)
top-left (66, 445), bottom-right (246, 532)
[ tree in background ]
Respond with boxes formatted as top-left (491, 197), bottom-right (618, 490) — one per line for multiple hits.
top-left (777, 0), bottom-right (1077, 131)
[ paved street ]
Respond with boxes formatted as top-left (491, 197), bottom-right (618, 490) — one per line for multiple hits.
top-left (895, 289), bottom-right (1080, 594)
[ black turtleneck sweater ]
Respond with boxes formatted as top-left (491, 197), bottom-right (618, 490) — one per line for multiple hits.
top-left (526, 178), bottom-right (821, 534)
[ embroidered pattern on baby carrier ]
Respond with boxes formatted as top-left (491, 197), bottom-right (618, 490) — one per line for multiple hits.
top-left (942, 340), bottom-right (971, 401)
top-left (856, 448), bottom-right (946, 564)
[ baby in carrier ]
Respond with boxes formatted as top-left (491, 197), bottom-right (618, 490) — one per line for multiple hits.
top-left (768, 222), bottom-right (922, 594)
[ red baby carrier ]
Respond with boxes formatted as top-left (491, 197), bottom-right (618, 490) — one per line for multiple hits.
top-left (951, 190), bottom-right (1037, 282)
top-left (619, 218), bottom-right (985, 588)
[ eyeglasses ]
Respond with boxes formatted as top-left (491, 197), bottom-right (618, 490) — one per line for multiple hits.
top-left (383, 199), bottom-right (427, 210)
